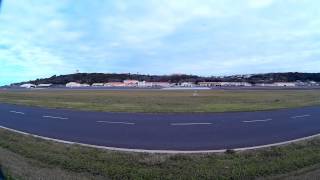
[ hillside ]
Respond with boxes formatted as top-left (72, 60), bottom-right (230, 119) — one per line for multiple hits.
top-left (13, 72), bottom-right (320, 85)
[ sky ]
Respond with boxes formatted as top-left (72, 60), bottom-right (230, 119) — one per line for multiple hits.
top-left (0, 0), bottom-right (320, 85)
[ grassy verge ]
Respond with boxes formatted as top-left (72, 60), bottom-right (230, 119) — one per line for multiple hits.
top-left (1, 129), bottom-right (320, 179)
top-left (0, 89), bottom-right (320, 113)
top-left (265, 164), bottom-right (320, 180)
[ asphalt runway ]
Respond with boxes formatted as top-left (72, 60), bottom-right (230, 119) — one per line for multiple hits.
top-left (0, 103), bottom-right (320, 152)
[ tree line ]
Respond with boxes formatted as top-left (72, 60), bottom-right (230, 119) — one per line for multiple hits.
top-left (13, 72), bottom-right (320, 85)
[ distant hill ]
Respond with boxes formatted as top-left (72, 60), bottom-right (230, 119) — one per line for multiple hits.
top-left (246, 72), bottom-right (320, 83)
top-left (12, 72), bottom-right (320, 85)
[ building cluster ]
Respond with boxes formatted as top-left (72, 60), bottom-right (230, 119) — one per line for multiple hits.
top-left (20, 83), bottom-right (53, 89)
top-left (19, 80), bottom-right (320, 89)
top-left (199, 82), bottom-right (252, 87)
top-left (198, 81), bottom-right (320, 87)
top-left (199, 81), bottom-right (320, 87)
top-left (66, 80), bottom-right (172, 88)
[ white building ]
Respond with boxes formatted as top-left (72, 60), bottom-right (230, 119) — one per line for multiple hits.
top-left (199, 82), bottom-right (218, 87)
top-left (81, 84), bottom-right (90, 87)
top-left (123, 80), bottom-right (139, 87)
top-left (66, 82), bottom-right (81, 88)
top-left (308, 81), bottom-right (319, 86)
top-left (255, 82), bottom-right (296, 87)
top-left (92, 83), bottom-right (104, 87)
top-left (220, 82), bottom-right (252, 87)
top-left (137, 81), bottom-right (153, 87)
top-left (66, 82), bottom-right (90, 88)
top-left (151, 82), bottom-right (171, 87)
top-left (104, 82), bottom-right (126, 87)
top-left (38, 84), bottom-right (53, 88)
top-left (199, 82), bottom-right (252, 87)
top-left (180, 82), bottom-right (195, 87)
top-left (255, 83), bottom-right (277, 87)
top-left (20, 83), bottom-right (36, 88)
top-left (273, 82), bottom-right (296, 87)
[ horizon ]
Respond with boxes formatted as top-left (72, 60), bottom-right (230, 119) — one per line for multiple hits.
top-left (6, 71), bottom-right (320, 86)
top-left (1, 0), bottom-right (320, 86)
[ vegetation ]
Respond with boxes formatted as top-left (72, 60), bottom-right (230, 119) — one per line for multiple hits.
top-left (11, 72), bottom-right (320, 86)
top-left (1, 129), bottom-right (320, 179)
top-left (0, 89), bottom-right (320, 113)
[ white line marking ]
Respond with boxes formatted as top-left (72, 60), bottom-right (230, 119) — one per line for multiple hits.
top-left (97, 121), bottom-right (135, 125)
top-left (170, 123), bottom-right (212, 126)
top-left (43, 115), bottom-right (69, 120)
top-left (10, 111), bottom-right (25, 115)
top-left (242, 119), bottom-right (272, 123)
top-left (291, 114), bottom-right (311, 119)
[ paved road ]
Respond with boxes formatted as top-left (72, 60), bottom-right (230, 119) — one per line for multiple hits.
top-left (0, 103), bottom-right (320, 151)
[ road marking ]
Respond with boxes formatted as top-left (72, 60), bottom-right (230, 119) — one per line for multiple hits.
top-left (10, 111), bottom-right (25, 115)
top-left (43, 115), bottom-right (69, 120)
top-left (170, 123), bottom-right (212, 126)
top-left (242, 119), bottom-right (272, 123)
top-left (96, 121), bottom-right (135, 125)
top-left (291, 114), bottom-right (311, 119)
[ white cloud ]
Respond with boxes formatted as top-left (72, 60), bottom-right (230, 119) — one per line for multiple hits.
top-left (100, 0), bottom-right (236, 48)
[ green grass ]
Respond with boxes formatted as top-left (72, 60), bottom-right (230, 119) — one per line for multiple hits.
top-left (1, 89), bottom-right (320, 179)
top-left (1, 129), bottom-right (320, 179)
top-left (1, 89), bottom-right (320, 112)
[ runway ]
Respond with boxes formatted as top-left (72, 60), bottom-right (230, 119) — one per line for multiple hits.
top-left (0, 103), bottom-right (320, 153)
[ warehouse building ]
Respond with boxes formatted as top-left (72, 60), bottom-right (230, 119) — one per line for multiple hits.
top-left (199, 82), bottom-right (252, 87)
top-left (66, 82), bottom-right (90, 88)
top-left (20, 83), bottom-right (36, 88)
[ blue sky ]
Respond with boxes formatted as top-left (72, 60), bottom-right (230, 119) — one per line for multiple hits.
top-left (0, 0), bottom-right (320, 85)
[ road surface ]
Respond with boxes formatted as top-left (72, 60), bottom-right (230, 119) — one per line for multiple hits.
top-left (0, 103), bottom-right (320, 152)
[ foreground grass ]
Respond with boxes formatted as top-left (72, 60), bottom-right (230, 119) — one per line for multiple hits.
top-left (1, 129), bottom-right (320, 179)
top-left (0, 89), bottom-right (320, 112)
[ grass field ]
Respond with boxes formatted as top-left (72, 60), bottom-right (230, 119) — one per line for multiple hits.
top-left (0, 89), bottom-right (320, 112)
top-left (1, 129), bottom-right (320, 179)
top-left (1, 89), bottom-right (320, 179)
